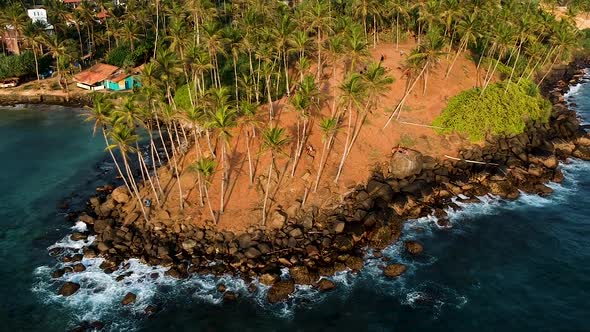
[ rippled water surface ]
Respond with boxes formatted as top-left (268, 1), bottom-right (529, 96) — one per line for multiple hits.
top-left (2, 76), bottom-right (590, 331)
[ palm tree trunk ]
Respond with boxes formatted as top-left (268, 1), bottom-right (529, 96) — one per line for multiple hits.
top-left (192, 129), bottom-right (204, 207)
top-left (138, 148), bottom-right (160, 205)
top-left (384, 62), bottom-right (428, 128)
top-left (121, 151), bottom-right (149, 222)
top-left (262, 157), bottom-right (274, 225)
top-left (220, 143), bottom-right (227, 213)
top-left (166, 125), bottom-right (184, 210)
top-left (246, 131), bottom-right (254, 185)
top-left (102, 128), bottom-right (132, 194)
top-left (334, 103), bottom-right (354, 183)
top-left (33, 47), bottom-right (39, 81)
top-left (313, 131), bottom-right (335, 192)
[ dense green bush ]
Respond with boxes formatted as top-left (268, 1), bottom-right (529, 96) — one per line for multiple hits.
top-left (106, 43), bottom-right (149, 68)
top-left (0, 51), bottom-right (36, 79)
top-left (581, 29), bottom-right (590, 51)
top-left (433, 80), bottom-right (551, 141)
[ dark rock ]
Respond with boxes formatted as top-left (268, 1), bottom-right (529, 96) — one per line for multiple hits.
top-left (144, 305), bottom-right (158, 316)
top-left (366, 179), bottom-right (394, 201)
top-left (121, 292), bottom-right (137, 306)
top-left (383, 264), bottom-right (407, 278)
top-left (404, 241), bottom-right (424, 255)
top-left (70, 232), bottom-right (88, 241)
top-left (244, 247), bottom-right (262, 259)
top-left (289, 266), bottom-right (318, 285)
top-left (73, 263), bottom-right (86, 273)
top-left (317, 279), bottom-right (336, 292)
top-left (52, 268), bottom-right (66, 278)
top-left (59, 282), bottom-right (80, 296)
top-left (217, 284), bottom-right (226, 293)
top-left (288, 227), bottom-right (303, 238)
top-left (259, 273), bottom-right (280, 286)
top-left (223, 291), bottom-right (237, 302)
top-left (267, 279), bottom-right (295, 303)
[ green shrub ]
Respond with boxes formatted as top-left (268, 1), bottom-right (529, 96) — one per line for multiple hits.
top-left (0, 51), bottom-right (36, 79)
top-left (106, 45), bottom-right (131, 67)
top-left (433, 80), bottom-right (551, 141)
top-left (106, 43), bottom-right (148, 68)
top-left (581, 29), bottom-right (590, 51)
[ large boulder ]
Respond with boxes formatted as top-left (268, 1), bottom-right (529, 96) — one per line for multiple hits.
top-left (289, 266), bottom-right (318, 285)
top-left (383, 264), bottom-right (407, 278)
top-left (111, 186), bottom-right (130, 204)
top-left (366, 180), bottom-right (394, 202)
top-left (404, 241), bottom-right (424, 255)
top-left (58, 282), bottom-right (80, 296)
top-left (121, 292), bottom-right (137, 305)
top-left (267, 279), bottom-right (295, 303)
top-left (388, 149), bottom-right (423, 179)
top-left (269, 210), bottom-right (287, 229)
top-left (317, 279), bottom-right (336, 292)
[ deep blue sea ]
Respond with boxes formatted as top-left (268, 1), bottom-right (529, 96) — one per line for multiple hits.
top-left (1, 74), bottom-right (590, 332)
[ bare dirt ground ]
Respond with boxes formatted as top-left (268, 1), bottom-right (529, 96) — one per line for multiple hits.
top-left (143, 40), bottom-right (486, 234)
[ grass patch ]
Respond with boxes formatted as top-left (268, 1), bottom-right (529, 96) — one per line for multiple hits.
top-left (432, 79), bottom-right (551, 141)
top-left (399, 133), bottom-right (416, 147)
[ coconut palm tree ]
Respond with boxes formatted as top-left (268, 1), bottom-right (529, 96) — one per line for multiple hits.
top-left (189, 157), bottom-right (217, 223)
top-left (334, 73), bottom-right (367, 183)
top-left (86, 95), bottom-right (133, 196)
top-left (206, 104), bottom-right (237, 214)
top-left (313, 116), bottom-right (338, 192)
top-left (260, 126), bottom-right (290, 225)
top-left (107, 125), bottom-right (149, 222)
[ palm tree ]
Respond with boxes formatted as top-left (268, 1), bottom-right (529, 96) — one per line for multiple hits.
top-left (107, 125), bottom-right (149, 222)
top-left (313, 117), bottom-right (338, 192)
top-left (206, 104), bottom-right (237, 214)
top-left (22, 22), bottom-right (45, 81)
top-left (240, 101), bottom-right (260, 185)
top-left (334, 73), bottom-right (366, 183)
top-left (389, 0), bottom-right (411, 49)
top-left (0, 2), bottom-right (27, 55)
top-left (42, 35), bottom-right (71, 92)
top-left (189, 157), bottom-right (217, 223)
top-left (260, 126), bottom-right (290, 225)
top-left (86, 95), bottom-right (132, 196)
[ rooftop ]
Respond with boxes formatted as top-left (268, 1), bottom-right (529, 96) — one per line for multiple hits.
top-left (74, 63), bottom-right (119, 85)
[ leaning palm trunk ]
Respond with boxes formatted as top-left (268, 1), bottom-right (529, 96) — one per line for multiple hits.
top-left (102, 128), bottom-right (132, 195)
top-left (220, 143), bottom-right (228, 213)
top-left (334, 103), bottom-right (354, 183)
top-left (291, 118), bottom-right (308, 177)
top-left (136, 142), bottom-right (160, 205)
top-left (384, 63), bottom-right (428, 128)
top-left (166, 126), bottom-right (184, 210)
top-left (246, 131), bottom-right (254, 185)
top-left (192, 129), bottom-right (204, 207)
top-left (121, 151), bottom-right (149, 222)
top-left (313, 131), bottom-right (335, 192)
top-left (261, 158), bottom-right (274, 225)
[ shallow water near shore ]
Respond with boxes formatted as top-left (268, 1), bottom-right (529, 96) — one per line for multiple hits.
top-left (1, 77), bottom-right (590, 331)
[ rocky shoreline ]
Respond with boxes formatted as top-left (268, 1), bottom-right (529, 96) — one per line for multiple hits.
top-left (50, 58), bottom-right (590, 308)
top-left (0, 92), bottom-right (92, 108)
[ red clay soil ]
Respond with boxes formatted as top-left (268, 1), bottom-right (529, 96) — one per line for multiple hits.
top-left (139, 41), bottom-right (489, 233)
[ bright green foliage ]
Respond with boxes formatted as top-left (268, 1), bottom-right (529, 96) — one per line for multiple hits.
top-left (106, 43), bottom-right (148, 68)
top-left (433, 80), bottom-right (551, 141)
top-left (174, 84), bottom-right (192, 110)
top-left (0, 52), bottom-right (36, 79)
top-left (581, 29), bottom-right (590, 51)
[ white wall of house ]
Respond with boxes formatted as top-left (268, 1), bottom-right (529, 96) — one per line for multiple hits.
top-left (27, 9), bottom-right (48, 25)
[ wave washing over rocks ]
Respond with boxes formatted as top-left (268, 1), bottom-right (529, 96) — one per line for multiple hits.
top-left (33, 59), bottom-right (590, 331)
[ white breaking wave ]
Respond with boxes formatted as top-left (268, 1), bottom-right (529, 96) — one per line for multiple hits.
top-left (71, 221), bottom-right (88, 233)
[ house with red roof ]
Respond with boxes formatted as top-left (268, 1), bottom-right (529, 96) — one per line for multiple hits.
top-left (74, 63), bottom-right (141, 91)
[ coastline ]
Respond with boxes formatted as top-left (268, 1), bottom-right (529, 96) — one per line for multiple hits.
top-left (0, 90), bottom-right (92, 108)
top-left (48, 56), bottom-right (590, 306)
